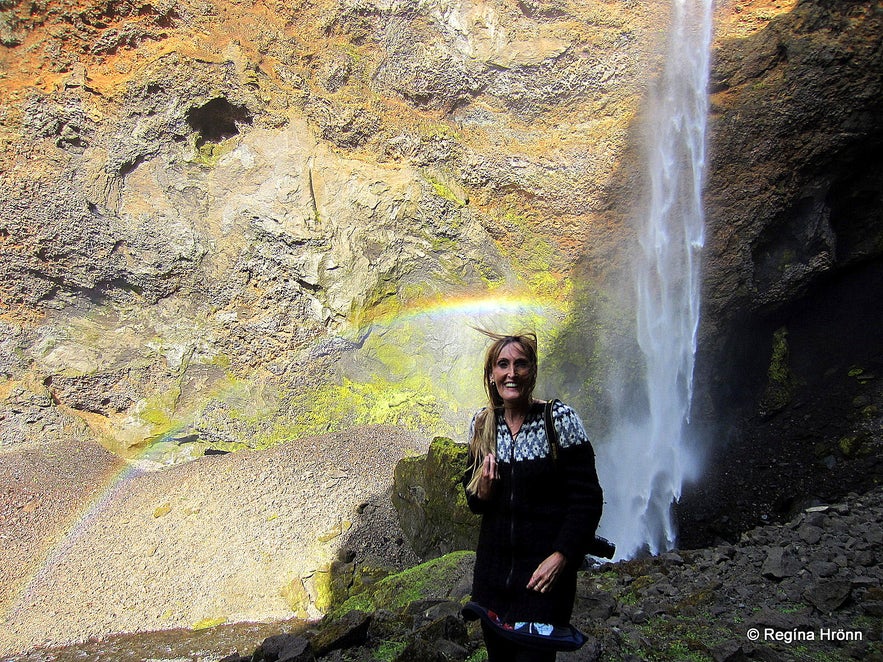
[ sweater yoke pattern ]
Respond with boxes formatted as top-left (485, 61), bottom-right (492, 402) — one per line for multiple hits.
top-left (493, 401), bottom-right (589, 462)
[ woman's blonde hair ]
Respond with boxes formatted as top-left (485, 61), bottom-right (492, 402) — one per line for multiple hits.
top-left (465, 329), bottom-right (538, 495)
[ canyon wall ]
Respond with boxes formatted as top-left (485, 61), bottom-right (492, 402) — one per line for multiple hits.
top-left (1, 0), bottom-right (669, 459)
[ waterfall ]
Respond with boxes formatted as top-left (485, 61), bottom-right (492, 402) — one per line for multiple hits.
top-left (597, 0), bottom-right (714, 558)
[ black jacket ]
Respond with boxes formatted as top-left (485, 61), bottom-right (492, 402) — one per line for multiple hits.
top-left (464, 401), bottom-right (603, 625)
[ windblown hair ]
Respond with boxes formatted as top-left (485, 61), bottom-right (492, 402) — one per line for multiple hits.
top-left (465, 329), bottom-right (538, 495)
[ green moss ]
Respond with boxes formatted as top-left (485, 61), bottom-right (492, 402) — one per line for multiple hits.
top-left (417, 121), bottom-right (462, 142)
top-left (206, 353), bottom-right (232, 369)
top-left (759, 326), bottom-right (798, 415)
top-left (192, 139), bottom-right (236, 167)
top-left (528, 270), bottom-right (567, 298)
top-left (483, 207), bottom-right (573, 301)
top-left (192, 616), bottom-right (227, 630)
top-left (313, 565), bottom-right (334, 613)
top-left (347, 281), bottom-right (430, 329)
top-left (848, 365), bottom-right (876, 384)
top-left (374, 342), bottom-right (416, 375)
top-left (425, 173), bottom-right (467, 207)
top-left (427, 437), bottom-right (472, 513)
top-left (330, 551), bottom-right (475, 618)
top-left (619, 574), bottom-right (654, 606)
top-left (838, 435), bottom-right (860, 457)
top-left (543, 283), bottom-right (637, 437)
top-left (404, 437), bottom-right (481, 553)
top-left (676, 588), bottom-right (716, 610)
top-left (777, 603), bottom-right (807, 615)
top-left (139, 385), bottom-right (181, 427)
top-left (632, 615), bottom-right (722, 662)
top-left (256, 372), bottom-right (453, 445)
top-left (373, 641), bottom-right (408, 661)
top-left (664, 641), bottom-right (713, 662)
top-left (358, 277), bottom-right (400, 315)
top-left (768, 327), bottom-right (791, 383)
top-left (280, 577), bottom-right (311, 618)
top-left (502, 209), bottom-right (531, 226)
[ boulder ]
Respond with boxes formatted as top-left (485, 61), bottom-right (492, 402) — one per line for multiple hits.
top-left (761, 545), bottom-right (802, 580)
top-left (803, 580), bottom-right (852, 613)
top-left (309, 610), bottom-right (372, 657)
top-left (332, 551), bottom-right (475, 618)
top-left (392, 437), bottom-right (480, 559)
top-left (252, 634), bottom-right (314, 662)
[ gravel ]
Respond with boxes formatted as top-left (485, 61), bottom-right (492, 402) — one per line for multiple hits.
top-left (0, 426), bottom-right (429, 657)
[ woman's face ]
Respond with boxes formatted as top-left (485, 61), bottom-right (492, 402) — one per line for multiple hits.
top-left (491, 341), bottom-right (533, 407)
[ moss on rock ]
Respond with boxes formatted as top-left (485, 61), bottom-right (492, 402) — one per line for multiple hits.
top-left (330, 550), bottom-right (475, 619)
top-left (392, 437), bottom-right (480, 559)
top-left (759, 326), bottom-right (799, 417)
top-left (280, 577), bottom-right (311, 618)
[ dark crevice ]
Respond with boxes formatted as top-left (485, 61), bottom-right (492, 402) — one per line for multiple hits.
top-left (119, 155), bottom-right (146, 177)
top-left (186, 98), bottom-right (253, 148)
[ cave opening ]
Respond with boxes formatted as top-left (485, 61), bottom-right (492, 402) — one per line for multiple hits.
top-left (186, 98), bottom-right (252, 147)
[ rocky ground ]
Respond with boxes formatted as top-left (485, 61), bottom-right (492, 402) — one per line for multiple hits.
top-left (2, 434), bottom-right (881, 662)
top-left (0, 426), bottom-right (428, 657)
top-left (176, 487), bottom-right (883, 662)
top-left (573, 488), bottom-right (883, 661)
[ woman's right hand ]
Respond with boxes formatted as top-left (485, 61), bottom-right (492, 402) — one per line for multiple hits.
top-left (476, 453), bottom-right (499, 500)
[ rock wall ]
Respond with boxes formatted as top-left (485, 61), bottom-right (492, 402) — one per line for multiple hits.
top-left (0, 0), bottom-right (669, 456)
top-left (678, 0), bottom-right (883, 545)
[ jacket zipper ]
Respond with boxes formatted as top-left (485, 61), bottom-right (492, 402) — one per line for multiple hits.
top-left (504, 419), bottom-right (517, 595)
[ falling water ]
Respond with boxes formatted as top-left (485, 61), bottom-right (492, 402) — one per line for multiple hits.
top-left (597, 0), bottom-right (713, 558)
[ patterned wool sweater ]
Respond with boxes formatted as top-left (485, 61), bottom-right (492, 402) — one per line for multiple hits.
top-left (464, 400), bottom-right (603, 625)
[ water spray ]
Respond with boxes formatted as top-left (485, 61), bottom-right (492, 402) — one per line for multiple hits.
top-left (597, 0), bottom-right (714, 559)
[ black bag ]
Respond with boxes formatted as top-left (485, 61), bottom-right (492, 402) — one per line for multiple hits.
top-left (461, 601), bottom-right (588, 652)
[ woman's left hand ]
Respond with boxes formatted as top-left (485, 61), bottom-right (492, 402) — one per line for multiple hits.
top-left (527, 551), bottom-right (567, 593)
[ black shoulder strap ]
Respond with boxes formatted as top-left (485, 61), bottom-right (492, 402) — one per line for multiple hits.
top-left (544, 399), bottom-right (561, 462)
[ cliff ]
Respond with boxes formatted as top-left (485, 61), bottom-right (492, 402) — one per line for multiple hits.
top-left (1, 0), bottom-right (673, 455)
top-left (681, 0), bottom-right (883, 545)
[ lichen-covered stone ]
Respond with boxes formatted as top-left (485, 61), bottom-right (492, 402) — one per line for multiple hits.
top-left (392, 438), bottom-right (480, 560)
top-left (332, 551), bottom-right (475, 619)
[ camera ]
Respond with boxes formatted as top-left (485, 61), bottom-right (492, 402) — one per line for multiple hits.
top-left (587, 535), bottom-right (616, 559)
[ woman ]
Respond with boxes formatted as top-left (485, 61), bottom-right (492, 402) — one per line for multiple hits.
top-left (463, 331), bottom-right (603, 661)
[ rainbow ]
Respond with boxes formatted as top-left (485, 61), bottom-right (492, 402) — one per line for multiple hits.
top-left (353, 290), bottom-right (570, 331)
top-left (0, 451), bottom-right (145, 633)
top-left (0, 290), bottom-right (572, 647)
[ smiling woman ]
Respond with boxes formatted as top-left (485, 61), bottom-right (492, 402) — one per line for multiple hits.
top-left (491, 341), bottom-right (536, 413)
top-left (461, 329), bottom-right (603, 661)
